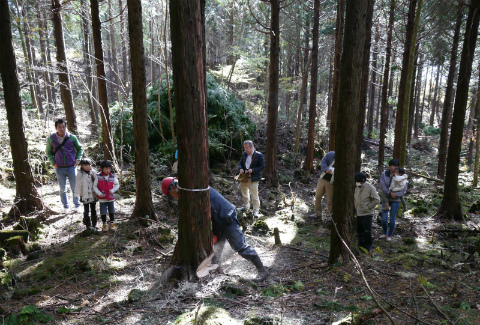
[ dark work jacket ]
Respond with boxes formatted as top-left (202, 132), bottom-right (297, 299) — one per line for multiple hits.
top-left (210, 187), bottom-right (237, 236)
top-left (238, 150), bottom-right (265, 182)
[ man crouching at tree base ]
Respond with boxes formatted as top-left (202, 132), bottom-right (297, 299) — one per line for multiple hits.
top-left (161, 177), bottom-right (269, 281)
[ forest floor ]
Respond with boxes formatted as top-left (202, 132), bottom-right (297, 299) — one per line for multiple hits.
top-left (1, 108), bottom-right (480, 325)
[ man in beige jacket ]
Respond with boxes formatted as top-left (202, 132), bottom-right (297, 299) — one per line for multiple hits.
top-left (354, 172), bottom-right (380, 252)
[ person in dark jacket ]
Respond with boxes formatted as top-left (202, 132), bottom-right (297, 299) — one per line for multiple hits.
top-left (46, 119), bottom-right (83, 214)
top-left (238, 140), bottom-right (265, 217)
top-left (161, 177), bottom-right (269, 281)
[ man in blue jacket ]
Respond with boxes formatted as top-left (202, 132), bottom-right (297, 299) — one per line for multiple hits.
top-left (238, 140), bottom-right (265, 217)
top-left (162, 177), bottom-right (269, 281)
top-left (46, 119), bottom-right (83, 214)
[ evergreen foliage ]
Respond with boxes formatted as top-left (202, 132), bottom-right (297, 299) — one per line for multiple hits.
top-left (111, 74), bottom-right (255, 164)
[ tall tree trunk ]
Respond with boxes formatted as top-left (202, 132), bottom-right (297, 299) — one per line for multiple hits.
top-left (413, 53), bottom-right (423, 139)
top-left (304, 0), bottom-right (321, 173)
top-left (45, 13), bottom-right (57, 108)
top-left (119, 0), bottom-right (130, 96)
top-left (329, 0), bottom-right (369, 264)
top-left (35, 1), bottom-right (53, 116)
top-left (170, 0), bottom-right (212, 276)
top-left (80, 0), bottom-right (97, 134)
top-left (393, 0), bottom-right (417, 160)
top-left (355, 0), bottom-right (374, 173)
top-left (395, 0), bottom-right (422, 165)
top-left (430, 64), bottom-right (441, 126)
top-left (378, 0), bottom-right (395, 171)
top-left (438, 0), bottom-right (480, 221)
top-left (263, 0), bottom-right (280, 186)
top-left (0, 0), bottom-right (44, 217)
top-left (51, 0), bottom-right (78, 134)
top-left (164, 2), bottom-right (175, 146)
top-left (127, 0), bottom-right (157, 220)
top-left (367, 29), bottom-right (379, 138)
top-left (22, 10), bottom-right (44, 115)
top-left (149, 20), bottom-right (155, 85)
top-left (438, 5), bottom-right (463, 180)
top-left (13, 0), bottom-right (38, 114)
top-left (329, 0), bottom-right (345, 151)
top-left (473, 78), bottom-right (480, 186)
top-left (407, 48), bottom-right (418, 146)
top-left (108, 0), bottom-right (120, 102)
top-left (91, 0), bottom-right (116, 161)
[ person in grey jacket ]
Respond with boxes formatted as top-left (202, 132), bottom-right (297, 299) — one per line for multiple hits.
top-left (161, 177), bottom-right (268, 281)
top-left (354, 172), bottom-right (380, 252)
top-left (379, 159), bottom-right (407, 241)
top-left (315, 151), bottom-right (335, 218)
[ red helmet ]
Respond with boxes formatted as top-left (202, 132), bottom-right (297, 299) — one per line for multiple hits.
top-left (161, 177), bottom-right (177, 196)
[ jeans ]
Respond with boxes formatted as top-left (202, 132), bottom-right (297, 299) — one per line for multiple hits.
top-left (357, 215), bottom-right (373, 252)
top-left (214, 218), bottom-right (259, 263)
top-left (55, 166), bottom-right (80, 209)
top-left (99, 201), bottom-right (115, 215)
top-left (381, 201), bottom-right (400, 237)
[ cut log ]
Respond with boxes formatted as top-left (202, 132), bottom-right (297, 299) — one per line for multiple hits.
top-left (0, 230), bottom-right (29, 243)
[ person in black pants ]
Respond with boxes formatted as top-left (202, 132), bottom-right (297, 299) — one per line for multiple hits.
top-left (74, 159), bottom-right (98, 230)
top-left (354, 172), bottom-right (380, 252)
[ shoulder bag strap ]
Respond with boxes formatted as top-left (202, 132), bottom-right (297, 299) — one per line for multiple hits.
top-left (52, 136), bottom-right (70, 156)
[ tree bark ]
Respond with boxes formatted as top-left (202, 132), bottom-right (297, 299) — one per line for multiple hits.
top-left (304, 0), bottom-right (321, 173)
top-left (170, 0), bottom-right (212, 274)
top-left (413, 53), bottom-right (423, 139)
top-left (91, 0), bottom-right (116, 161)
top-left (407, 47), bottom-right (418, 146)
top-left (329, 0), bottom-right (369, 264)
top-left (378, 0), bottom-right (395, 172)
top-left (367, 29), bottom-right (379, 139)
top-left (35, 1), bottom-right (53, 116)
top-left (329, 0), bottom-right (345, 151)
top-left (438, 5), bottom-right (463, 179)
top-left (80, 0), bottom-right (97, 134)
top-left (22, 7), bottom-right (43, 115)
top-left (119, 0), bottom-right (130, 96)
top-left (399, 0), bottom-right (422, 165)
top-left (108, 0), bottom-right (120, 102)
top-left (355, 0), bottom-right (374, 173)
top-left (393, 0), bottom-right (417, 161)
top-left (126, 0), bottom-right (157, 220)
top-left (51, 0), bottom-right (78, 134)
top-left (263, 0), bottom-right (280, 186)
top-left (430, 64), bottom-right (441, 126)
top-left (438, 0), bottom-right (480, 221)
top-left (0, 0), bottom-right (44, 217)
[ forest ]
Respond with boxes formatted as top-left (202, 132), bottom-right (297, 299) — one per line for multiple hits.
top-left (1, 0), bottom-right (480, 324)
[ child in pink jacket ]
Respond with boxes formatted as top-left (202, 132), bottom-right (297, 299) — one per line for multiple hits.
top-left (93, 160), bottom-right (119, 231)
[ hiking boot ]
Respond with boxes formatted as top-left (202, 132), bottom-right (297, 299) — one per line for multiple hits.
top-left (386, 236), bottom-right (392, 242)
top-left (251, 255), bottom-right (269, 282)
top-left (379, 234), bottom-right (387, 239)
top-left (64, 207), bottom-right (71, 214)
top-left (253, 210), bottom-right (260, 217)
top-left (109, 223), bottom-right (116, 231)
top-left (102, 223), bottom-right (108, 232)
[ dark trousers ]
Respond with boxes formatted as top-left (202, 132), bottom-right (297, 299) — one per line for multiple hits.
top-left (213, 219), bottom-right (259, 264)
top-left (83, 202), bottom-right (97, 227)
top-left (357, 215), bottom-right (373, 252)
